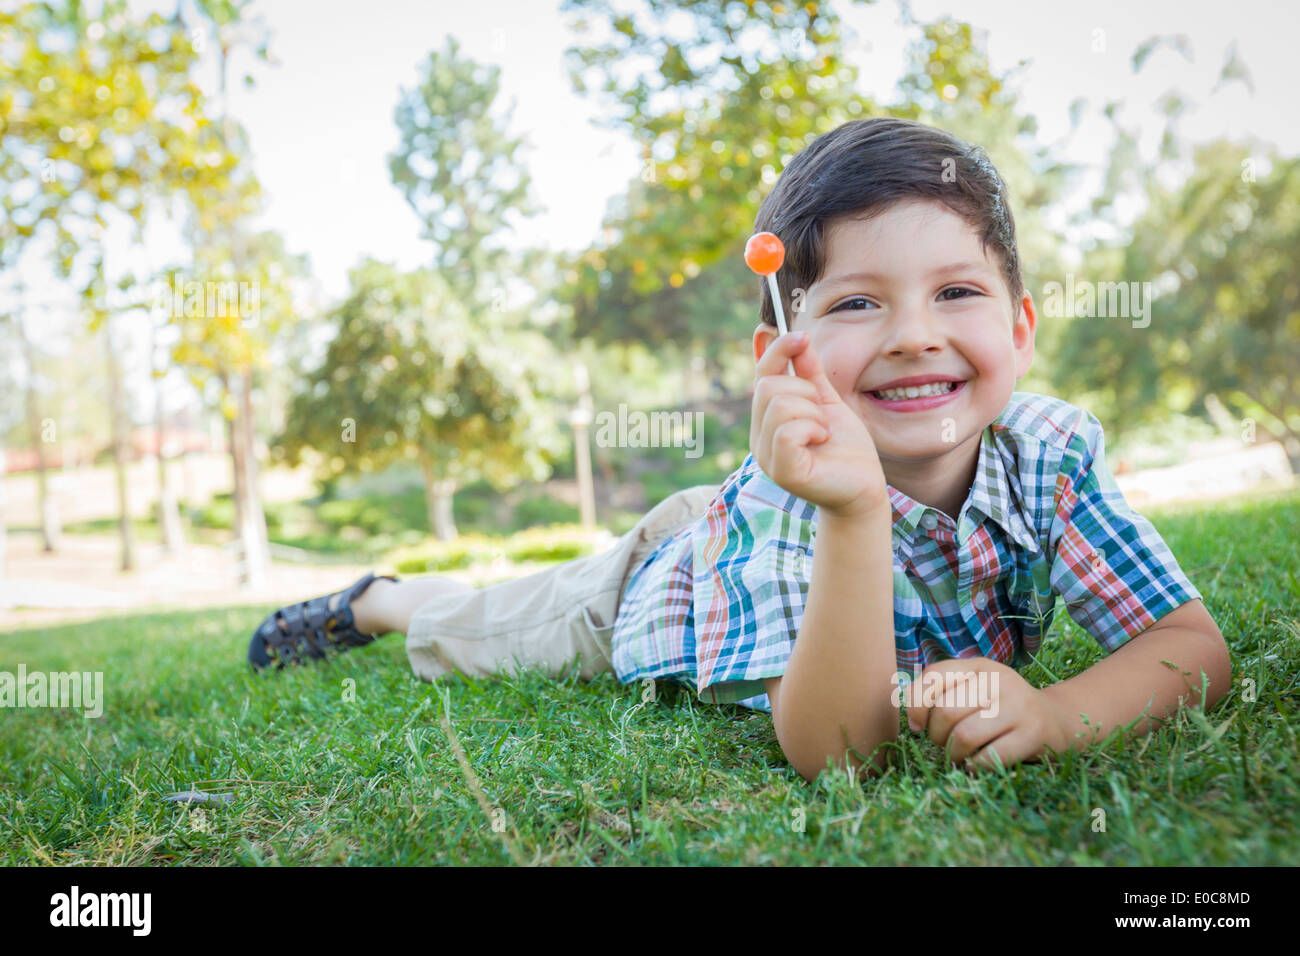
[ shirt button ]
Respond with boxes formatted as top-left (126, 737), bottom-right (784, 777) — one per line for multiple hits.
top-left (973, 590), bottom-right (988, 610)
top-left (921, 513), bottom-right (939, 531)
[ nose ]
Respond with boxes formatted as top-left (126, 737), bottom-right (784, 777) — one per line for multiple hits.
top-left (881, 297), bottom-right (946, 357)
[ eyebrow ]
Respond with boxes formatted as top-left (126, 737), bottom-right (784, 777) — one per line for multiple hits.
top-left (811, 261), bottom-right (991, 295)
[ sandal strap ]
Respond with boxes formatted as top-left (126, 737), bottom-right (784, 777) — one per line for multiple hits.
top-left (253, 572), bottom-right (399, 669)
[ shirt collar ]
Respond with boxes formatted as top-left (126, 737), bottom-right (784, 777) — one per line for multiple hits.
top-left (888, 425), bottom-right (1041, 564)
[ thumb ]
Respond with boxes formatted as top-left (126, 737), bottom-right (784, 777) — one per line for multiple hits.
top-left (789, 335), bottom-right (841, 406)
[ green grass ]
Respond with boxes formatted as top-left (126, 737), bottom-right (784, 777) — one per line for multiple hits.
top-left (387, 524), bottom-right (602, 576)
top-left (2, 489), bottom-right (1297, 865)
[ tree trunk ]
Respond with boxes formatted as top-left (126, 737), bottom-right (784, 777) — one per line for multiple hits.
top-left (15, 303), bottom-right (59, 551)
top-left (233, 370), bottom-right (269, 587)
top-left (572, 420), bottom-right (596, 528)
top-left (597, 455), bottom-right (616, 510)
top-left (150, 318), bottom-right (183, 553)
top-left (1222, 391), bottom-right (1300, 476)
top-left (0, 443), bottom-right (7, 584)
top-left (221, 370), bottom-right (247, 538)
top-left (419, 453), bottom-right (458, 541)
top-left (104, 313), bottom-right (136, 571)
top-left (687, 350), bottom-right (712, 403)
top-left (1278, 431), bottom-right (1300, 477)
top-left (705, 350), bottom-right (726, 400)
top-left (156, 458), bottom-right (184, 552)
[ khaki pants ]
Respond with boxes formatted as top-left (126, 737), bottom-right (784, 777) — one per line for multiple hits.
top-left (405, 484), bottom-right (721, 684)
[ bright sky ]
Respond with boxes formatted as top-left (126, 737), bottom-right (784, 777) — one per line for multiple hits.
top-left (10, 0), bottom-right (1298, 335)
top-left (215, 0), bottom-right (1295, 300)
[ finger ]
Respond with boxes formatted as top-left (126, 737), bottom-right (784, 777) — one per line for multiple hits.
top-left (761, 392), bottom-right (831, 435)
top-left (904, 660), bottom-right (967, 732)
top-left (752, 372), bottom-right (823, 427)
top-left (904, 676), bottom-right (933, 734)
top-left (754, 331), bottom-right (811, 381)
top-left (786, 332), bottom-right (842, 407)
top-left (758, 395), bottom-right (831, 472)
top-left (902, 677), bottom-right (924, 733)
top-left (906, 666), bottom-right (979, 738)
top-left (767, 418), bottom-right (832, 479)
top-left (757, 391), bottom-right (830, 448)
top-left (907, 658), bottom-right (1004, 728)
top-left (945, 706), bottom-right (1015, 764)
top-left (965, 727), bottom-right (1038, 773)
top-left (751, 374), bottom-right (822, 456)
top-left (923, 670), bottom-right (987, 745)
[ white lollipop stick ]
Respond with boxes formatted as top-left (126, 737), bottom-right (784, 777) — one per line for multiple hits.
top-left (766, 272), bottom-right (796, 376)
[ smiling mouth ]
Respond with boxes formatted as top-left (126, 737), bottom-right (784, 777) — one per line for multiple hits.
top-left (869, 381), bottom-right (962, 401)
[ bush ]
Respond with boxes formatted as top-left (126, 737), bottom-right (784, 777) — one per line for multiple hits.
top-left (270, 532), bottom-right (372, 555)
top-left (390, 534), bottom-right (502, 575)
top-left (192, 494), bottom-right (300, 535)
top-left (314, 489), bottom-right (432, 536)
top-left (505, 539), bottom-right (589, 563)
top-left (195, 495), bottom-right (236, 530)
top-left (450, 480), bottom-right (498, 532)
top-left (394, 547), bottom-right (474, 574)
top-left (388, 525), bottom-right (597, 574)
top-left (316, 498), bottom-right (364, 531)
top-left (262, 501), bottom-right (291, 534)
top-left (502, 524), bottom-right (593, 563)
top-left (510, 493), bottom-right (579, 531)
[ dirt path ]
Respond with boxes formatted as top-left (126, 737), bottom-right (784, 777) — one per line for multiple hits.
top-left (0, 528), bottom-right (615, 632)
top-left (3, 438), bottom-right (1293, 632)
top-left (0, 532), bottom-right (399, 631)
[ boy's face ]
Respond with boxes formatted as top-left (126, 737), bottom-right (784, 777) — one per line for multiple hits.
top-left (754, 199), bottom-right (1036, 472)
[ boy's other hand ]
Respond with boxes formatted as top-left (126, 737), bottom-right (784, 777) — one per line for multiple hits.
top-left (750, 331), bottom-right (888, 519)
top-left (904, 657), bottom-right (1073, 771)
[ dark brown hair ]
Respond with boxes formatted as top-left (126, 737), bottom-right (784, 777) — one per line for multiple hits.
top-left (754, 116), bottom-right (1024, 327)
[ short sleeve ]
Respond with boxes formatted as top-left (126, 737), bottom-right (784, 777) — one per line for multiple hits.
top-left (692, 472), bottom-right (815, 706)
top-left (1047, 409), bottom-right (1203, 653)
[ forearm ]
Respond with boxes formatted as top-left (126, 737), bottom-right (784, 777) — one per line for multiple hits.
top-left (1041, 619), bottom-right (1232, 752)
top-left (774, 499), bottom-right (898, 780)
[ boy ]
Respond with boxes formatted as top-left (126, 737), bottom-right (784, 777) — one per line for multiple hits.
top-left (250, 117), bottom-right (1230, 784)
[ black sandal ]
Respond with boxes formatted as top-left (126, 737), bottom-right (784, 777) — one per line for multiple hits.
top-left (247, 571), bottom-right (400, 671)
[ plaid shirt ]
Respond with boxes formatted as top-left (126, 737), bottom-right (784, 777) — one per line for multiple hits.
top-left (610, 391), bottom-right (1203, 712)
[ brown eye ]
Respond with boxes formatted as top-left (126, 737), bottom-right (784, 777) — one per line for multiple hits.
top-left (939, 287), bottom-right (979, 301)
top-left (829, 296), bottom-right (875, 313)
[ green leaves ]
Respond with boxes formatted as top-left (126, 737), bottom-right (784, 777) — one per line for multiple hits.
top-left (1058, 111), bottom-right (1300, 455)
top-left (276, 260), bottom-right (562, 524)
top-left (0, 0), bottom-right (249, 306)
top-left (388, 35), bottom-right (539, 313)
top-left (556, 0), bottom-right (1068, 391)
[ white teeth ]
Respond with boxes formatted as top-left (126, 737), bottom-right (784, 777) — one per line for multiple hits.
top-left (872, 381), bottom-right (957, 401)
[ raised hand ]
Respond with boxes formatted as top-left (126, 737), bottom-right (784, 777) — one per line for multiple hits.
top-left (749, 331), bottom-right (889, 519)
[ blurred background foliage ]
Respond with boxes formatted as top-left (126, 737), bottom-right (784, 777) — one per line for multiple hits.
top-left (2, 0), bottom-right (1295, 573)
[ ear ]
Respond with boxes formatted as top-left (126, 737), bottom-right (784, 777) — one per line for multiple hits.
top-left (752, 323), bottom-right (780, 366)
top-left (1012, 290), bottom-right (1037, 381)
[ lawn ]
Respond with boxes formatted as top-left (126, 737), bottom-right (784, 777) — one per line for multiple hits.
top-left (2, 488), bottom-right (1298, 865)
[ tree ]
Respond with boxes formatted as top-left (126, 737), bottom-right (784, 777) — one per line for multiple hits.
top-left (1057, 141), bottom-right (1300, 466)
top-left (0, 0), bottom-right (241, 570)
top-left (163, 224), bottom-right (308, 560)
top-left (174, 0), bottom-right (282, 587)
top-left (5, 281), bottom-right (61, 552)
top-left (558, 2), bottom-right (1071, 398)
top-left (388, 34), bottom-right (540, 312)
top-left (1050, 33), bottom-right (1299, 461)
top-left (275, 260), bottom-right (560, 541)
top-left (560, 0), bottom-right (871, 351)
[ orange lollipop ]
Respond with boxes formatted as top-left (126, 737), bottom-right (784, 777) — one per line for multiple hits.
top-left (745, 231), bottom-right (795, 375)
top-left (744, 231), bottom-right (785, 275)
